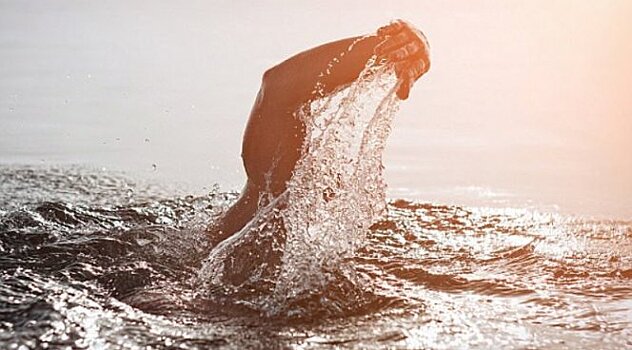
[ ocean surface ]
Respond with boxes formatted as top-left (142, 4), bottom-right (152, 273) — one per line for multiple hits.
top-left (1, 2), bottom-right (631, 349)
top-left (1, 165), bottom-right (631, 349)
top-left (2, 64), bottom-right (632, 349)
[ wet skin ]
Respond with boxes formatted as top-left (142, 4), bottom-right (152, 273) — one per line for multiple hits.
top-left (209, 20), bottom-right (431, 244)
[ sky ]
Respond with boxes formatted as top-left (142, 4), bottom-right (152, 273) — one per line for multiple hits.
top-left (0, 0), bottom-right (631, 217)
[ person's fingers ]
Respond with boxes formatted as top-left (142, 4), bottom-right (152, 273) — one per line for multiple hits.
top-left (376, 26), bottom-right (431, 73)
top-left (394, 61), bottom-right (411, 99)
top-left (375, 31), bottom-right (411, 58)
top-left (395, 61), bottom-right (427, 100)
top-left (394, 61), bottom-right (407, 79)
top-left (420, 53), bottom-right (431, 76)
top-left (404, 31), bottom-right (431, 74)
top-left (377, 19), bottom-right (406, 37)
top-left (401, 48), bottom-right (430, 78)
top-left (409, 58), bottom-right (429, 80)
top-left (394, 56), bottom-right (427, 80)
top-left (387, 42), bottom-right (422, 63)
top-left (376, 20), bottom-right (431, 100)
top-left (396, 76), bottom-right (411, 100)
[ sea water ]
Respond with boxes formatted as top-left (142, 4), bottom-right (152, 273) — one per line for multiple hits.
top-left (1, 63), bottom-right (631, 348)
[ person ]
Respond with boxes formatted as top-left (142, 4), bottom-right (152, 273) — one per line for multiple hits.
top-left (208, 20), bottom-right (430, 245)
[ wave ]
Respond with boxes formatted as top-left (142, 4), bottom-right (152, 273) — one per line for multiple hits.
top-left (1, 165), bottom-right (631, 347)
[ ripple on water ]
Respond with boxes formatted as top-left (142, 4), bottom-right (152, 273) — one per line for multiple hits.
top-left (1, 166), bottom-right (631, 348)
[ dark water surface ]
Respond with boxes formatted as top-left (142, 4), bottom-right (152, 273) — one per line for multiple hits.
top-left (1, 165), bottom-right (630, 349)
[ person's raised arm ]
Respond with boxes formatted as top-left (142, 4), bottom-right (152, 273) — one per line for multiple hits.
top-left (209, 21), bottom-right (430, 243)
top-left (261, 36), bottom-right (378, 112)
top-left (242, 20), bottom-right (431, 195)
top-left (261, 20), bottom-right (430, 113)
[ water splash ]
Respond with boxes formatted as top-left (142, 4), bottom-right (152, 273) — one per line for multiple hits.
top-left (197, 61), bottom-right (400, 315)
top-left (274, 63), bottom-right (399, 304)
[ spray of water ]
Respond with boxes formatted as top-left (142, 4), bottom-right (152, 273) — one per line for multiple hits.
top-left (197, 58), bottom-right (400, 315)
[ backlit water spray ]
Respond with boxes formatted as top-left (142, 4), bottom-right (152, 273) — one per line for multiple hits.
top-left (197, 59), bottom-right (400, 316)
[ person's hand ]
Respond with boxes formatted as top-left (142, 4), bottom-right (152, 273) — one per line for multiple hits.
top-left (375, 20), bottom-right (430, 100)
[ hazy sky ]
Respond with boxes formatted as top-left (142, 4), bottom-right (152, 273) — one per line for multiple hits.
top-left (1, 1), bottom-right (630, 217)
